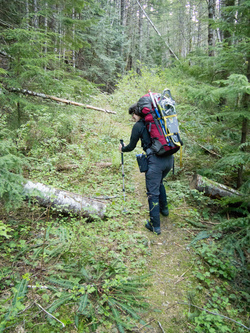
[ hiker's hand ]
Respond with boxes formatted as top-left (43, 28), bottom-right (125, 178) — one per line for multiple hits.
top-left (119, 143), bottom-right (123, 152)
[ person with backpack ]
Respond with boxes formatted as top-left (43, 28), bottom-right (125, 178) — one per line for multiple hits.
top-left (119, 102), bottom-right (174, 235)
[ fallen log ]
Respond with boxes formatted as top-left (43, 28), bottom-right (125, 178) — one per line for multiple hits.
top-left (190, 174), bottom-right (241, 198)
top-left (6, 87), bottom-right (116, 114)
top-left (23, 181), bottom-right (106, 219)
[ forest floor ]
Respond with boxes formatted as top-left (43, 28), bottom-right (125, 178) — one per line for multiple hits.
top-left (126, 167), bottom-right (195, 333)
top-left (0, 112), bottom-right (200, 332)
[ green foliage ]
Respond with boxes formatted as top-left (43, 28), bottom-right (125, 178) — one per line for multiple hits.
top-left (0, 58), bottom-right (249, 333)
top-left (45, 262), bottom-right (149, 332)
top-left (0, 116), bottom-right (27, 210)
top-left (0, 221), bottom-right (13, 239)
top-left (0, 278), bottom-right (28, 332)
top-left (0, 215), bottom-right (150, 331)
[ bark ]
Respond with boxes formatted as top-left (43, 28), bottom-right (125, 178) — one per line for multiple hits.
top-left (208, 0), bottom-right (215, 56)
top-left (23, 181), bottom-right (106, 219)
top-left (138, 0), bottom-right (143, 62)
top-left (237, 55), bottom-right (250, 188)
top-left (33, 0), bottom-right (39, 29)
top-left (121, 0), bottom-right (125, 26)
top-left (44, 2), bottom-right (48, 71)
top-left (7, 88), bottom-right (116, 114)
top-left (190, 174), bottom-right (241, 198)
top-left (72, 7), bottom-right (76, 69)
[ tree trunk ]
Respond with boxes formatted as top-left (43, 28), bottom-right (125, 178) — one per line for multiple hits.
top-left (44, 2), bottom-right (48, 71)
top-left (138, 0), bottom-right (142, 62)
top-left (23, 181), bottom-right (107, 219)
top-left (237, 52), bottom-right (250, 188)
top-left (208, 0), bottom-right (215, 56)
top-left (120, 0), bottom-right (125, 67)
top-left (17, 101), bottom-right (21, 127)
top-left (72, 7), bottom-right (76, 69)
top-left (220, 0), bottom-right (235, 44)
top-left (190, 174), bottom-right (241, 198)
top-left (7, 88), bottom-right (116, 114)
top-left (33, 0), bottom-right (38, 29)
top-left (121, 0), bottom-right (125, 26)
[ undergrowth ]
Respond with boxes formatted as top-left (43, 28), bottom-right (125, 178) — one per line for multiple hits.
top-left (0, 66), bottom-right (249, 332)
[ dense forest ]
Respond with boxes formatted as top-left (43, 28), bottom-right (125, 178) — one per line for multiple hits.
top-left (0, 0), bottom-right (249, 332)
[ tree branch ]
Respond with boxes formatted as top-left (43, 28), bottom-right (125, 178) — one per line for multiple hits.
top-left (35, 302), bottom-right (65, 328)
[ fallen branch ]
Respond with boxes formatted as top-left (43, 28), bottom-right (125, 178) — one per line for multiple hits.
top-left (23, 180), bottom-right (106, 219)
top-left (135, 318), bottom-right (156, 331)
top-left (6, 87), bottom-right (116, 114)
top-left (158, 321), bottom-right (166, 333)
top-left (35, 302), bottom-right (65, 328)
top-left (198, 143), bottom-right (222, 157)
top-left (174, 265), bottom-right (193, 285)
top-left (92, 195), bottom-right (118, 200)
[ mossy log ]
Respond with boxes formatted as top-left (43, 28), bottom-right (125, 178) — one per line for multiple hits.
top-left (23, 181), bottom-right (106, 219)
top-left (190, 174), bottom-right (241, 198)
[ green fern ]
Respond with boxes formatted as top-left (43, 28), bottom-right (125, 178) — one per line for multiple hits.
top-left (47, 294), bottom-right (73, 314)
top-left (108, 299), bottom-right (125, 333)
top-left (78, 293), bottom-right (88, 314)
top-left (0, 279), bottom-right (28, 332)
top-left (111, 298), bottom-right (141, 320)
top-left (47, 277), bottom-right (77, 290)
top-left (0, 132), bottom-right (28, 210)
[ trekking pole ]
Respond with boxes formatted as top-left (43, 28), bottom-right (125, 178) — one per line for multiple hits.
top-left (120, 139), bottom-right (126, 201)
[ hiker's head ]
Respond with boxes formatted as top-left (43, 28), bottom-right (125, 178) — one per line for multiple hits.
top-left (129, 103), bottom-right (141, 122)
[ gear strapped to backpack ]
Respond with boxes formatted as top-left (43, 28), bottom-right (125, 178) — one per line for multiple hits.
top-left (137, 89), bottom-right (183, 161)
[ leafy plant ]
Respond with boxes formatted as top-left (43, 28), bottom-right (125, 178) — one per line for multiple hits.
top-left (45, 262), bottom-right (149, 332)
top-left (0, 117), bottom-right (28, 210)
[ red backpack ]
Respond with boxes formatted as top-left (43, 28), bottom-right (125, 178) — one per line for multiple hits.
top-left (137, 90), bottom-right (183, 156)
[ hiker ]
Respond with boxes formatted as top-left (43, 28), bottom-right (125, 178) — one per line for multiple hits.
top-left (119, 103), bottom-right (173, 235)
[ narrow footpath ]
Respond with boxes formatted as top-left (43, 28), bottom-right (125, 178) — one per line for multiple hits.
top-left (133, 168), bottom-right (193, 333)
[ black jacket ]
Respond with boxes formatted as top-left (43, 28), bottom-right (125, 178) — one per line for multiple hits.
top-left (122, 119), bottom-right (151, 153)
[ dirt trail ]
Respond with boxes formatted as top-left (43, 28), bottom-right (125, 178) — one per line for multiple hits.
top-left (133, 168), bottom-right (193, 333)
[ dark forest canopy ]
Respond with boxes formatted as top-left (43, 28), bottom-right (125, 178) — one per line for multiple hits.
top-left (0, 0), bottom-right (249, 90)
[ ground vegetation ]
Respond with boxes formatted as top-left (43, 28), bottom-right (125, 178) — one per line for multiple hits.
top-left (0, 0), bottom-right (249, 331)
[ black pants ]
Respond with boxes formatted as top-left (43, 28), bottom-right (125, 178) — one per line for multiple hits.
top-left (145, 154), bottom-right (174, 229)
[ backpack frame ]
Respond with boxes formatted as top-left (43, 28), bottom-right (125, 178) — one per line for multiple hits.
top-left (137, 89), bottom-right (183, 156)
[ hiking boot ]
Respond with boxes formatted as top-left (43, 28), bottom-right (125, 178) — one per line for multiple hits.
top-left (145, 221), bottom-right (161, 235)
top-left (145, 221), bottom-right (153, 232)
top-left (160, 207), bottom-right (169, 216)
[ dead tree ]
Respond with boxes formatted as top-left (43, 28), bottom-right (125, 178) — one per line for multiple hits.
top-left (23, 181), bottom-right (107, 219)
top-left (190, 174), bottom-right (241, 198)
top-left (7, 88), bottom-right (116, 114)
